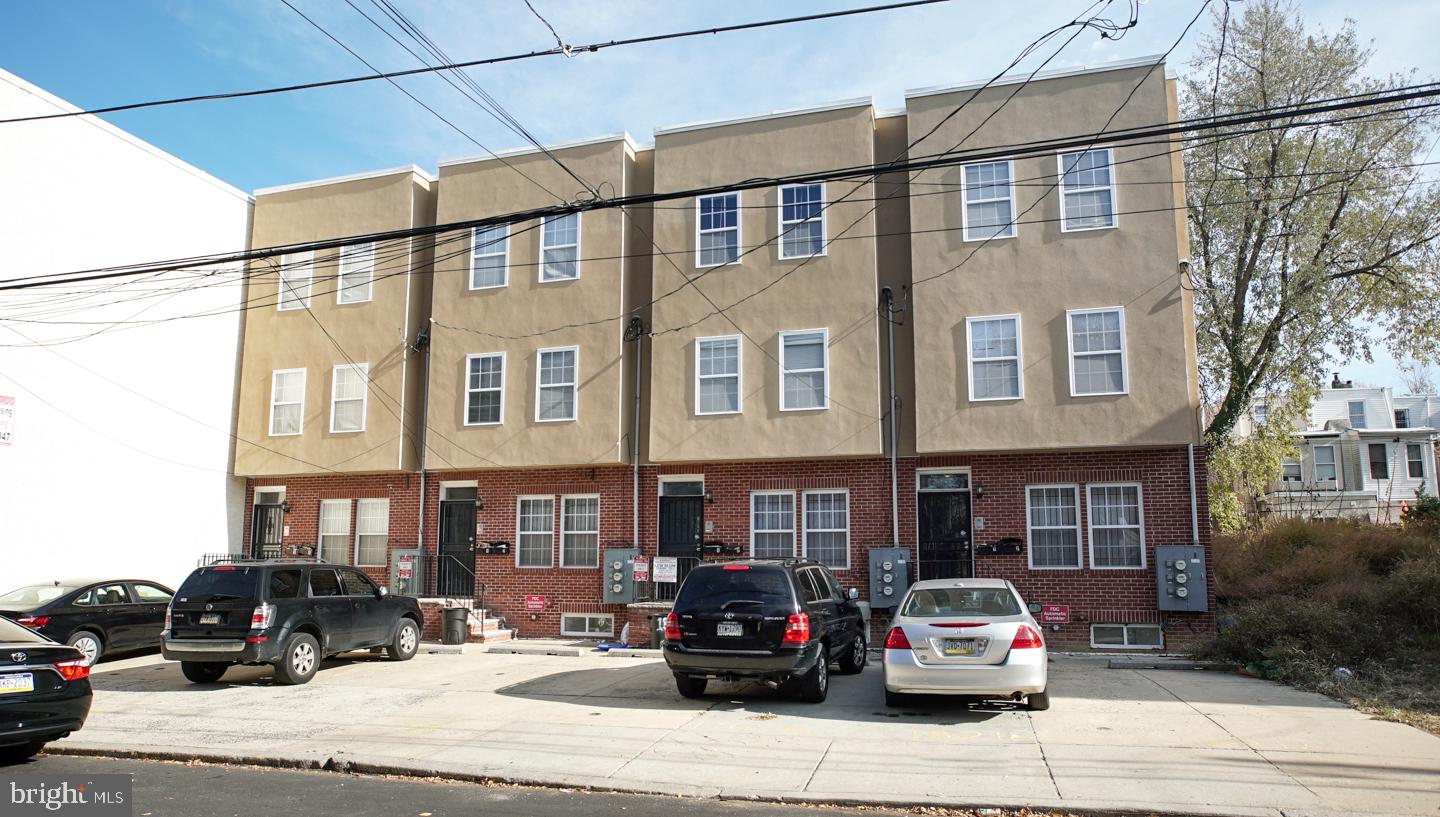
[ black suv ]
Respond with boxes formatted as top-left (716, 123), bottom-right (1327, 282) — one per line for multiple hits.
top-left (162, 561), bottom-right (424, 685)
top-left (662, 559), bottom-right (868, 703)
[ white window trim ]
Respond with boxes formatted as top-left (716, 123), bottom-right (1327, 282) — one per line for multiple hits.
top-left (1280, 459), bottom-right (1304, 483)
top-left (1313, 444), bottom-right (1338, 483)
top-left (749, 490), bottom-right (796, 559)
top-left (1066, 306), bottom-right (1129, 397)
top-left (1406, 443), bottom-right (1426, 479)
top-left (329, 362), bottom-right (369, 434)
top-left (515, 495), bottom-right (555, 569)
top-left (337, 242), bottom-right (375, 304)
top-left (469, 224), bottom-right (509, 290)
top-left (464, 352), bottom-right (505, 426)
top-left (694, 335), bottom-right (742, 416)
top-left (1025, 483), bottom-right (1082, 570)
top-left (1085, 482), bottom-right (1145, 570)
top-left (559, 612), bottom-right (614, 638)
top-left (1347, 400), bottom-right (1367, 429)
top-left (777, 182), bottom-right (827, 260)
top-left (268, 368), bottom-right (306, 437)
top-left (1057, 148), bottom-right (1118, 233)
top-left (965, 314), bottom-right (1024, 402)
top-left (801, 489), bottom-right (850, 570)
top-left (318, 498), bottom-right (352, 566)
top-left (539, 213), bottom-right (581, 282)
top-left (534, 345), bottom-right (579, 423)
top-left (695, 192), bottom-right (741, 269)
top-left (779, 328), bottom-right (830, 412)
top-left (277, 250), bottom-right (314, 311)
top-left (353, 498), bottom-right (389, 567)
top-left (658, 474), bottom-right (705, 495)
top-left (559, 494), bottom-right (601, 569)
top-left (959, 160), bottom-right (1017, 242)
top-left (1090, 622), bottom-right (1163, 650)
top-left (255, 486), bottom-right (287, 505)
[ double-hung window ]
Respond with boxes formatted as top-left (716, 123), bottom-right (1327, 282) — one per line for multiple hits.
top-left (355, 498), bottom-right (389, 566)
top-left (966, 315), bottom-right (1022, 400)
top-left (1368, 443), bottom-right (1389, 480)
top-left (278, 251), bottom-right (313, 310)
top-left (960, 161), bottom-right (1016, 240)
top-left (1407, 443), bottom-right (1425, 478)
top-left (470, 224), bottom-right (508, 289)
top-left (1280, 460), bottom-right (1303, 482)
top-left (697, 193), bottom-right (740, 267)
top-left (465, 353), bottom-right (504, 425)
top-left (751, 492), bottom-right (795, 559)
top-left (1395, 409), bottom-right (1411, 428)
top-left (1253, 404), bottom-right (1268, 426)
top-left (1088, 484), bottom-right (1143, 568)
top-left (1348, 400), bottom-right (1367, 429)
top-left (780, 329), bottom-right (828, 411)
top-left (536, 347), bottom-right (577, 422)
top-left (319, 500), bottom-right (351, 565)
top-left (779, 183), bottom-right (825, 258)
top-left (802, 490), bottom-right (848, 569)
top-left (1058, 148), bottom-right (1116, 231)
top-left (338, 242), bottom-right (375, 303)
top-left (696, 336), bottom-right (741, 415)
top-left (1027, 485), bottom-right (1081, 569)
top-left (330, 363), bottom-right (368, 433)
top-left (269, 369), bottom-right (305, 436)
top-left (1314, 445), bottom-right (1338, 482)
top-left (560, 496), bottom-right (599, 568)
top-left (540, 213), bottom-right (579, 281)
top-left (1067, 307), bottom-right (1127, 396)
top-left (516, 497), bottom-right (554, 568)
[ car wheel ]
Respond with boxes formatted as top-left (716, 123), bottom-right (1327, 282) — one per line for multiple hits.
top-left (1027, 690), bottom-right (1051, 711)
top-left (797, 644), bottom-right (829, 703)
top-left (387, 619), bottom-right (420, 661)
top-left (674, 674), bottom-right (707, 699)
top-left (837, 632), bottom-right (867, 675)
top-left (274, 633), bottom-right (320, 685)
top-left (180, 661), bottom-right (229, 684)
top-left (66, 631), bottom-right (103, 667)
top-left (0, 741), bottom-right (45, 765)
top-left (884, 689), bottom-right (908, 708)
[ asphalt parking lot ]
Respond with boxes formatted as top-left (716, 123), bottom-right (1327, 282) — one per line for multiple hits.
top-left (43, 647), bottom-right (1440, 816)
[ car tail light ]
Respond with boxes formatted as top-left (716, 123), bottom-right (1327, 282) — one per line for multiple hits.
top-left (210, 565), bottom-right (235, 571)
top-left (250, 603), bottom-right (276, 630)
top-left (16, 616), bottom-right (48, 629)
top-left (163, 606), bottom-right (172, 632)
top-left (883, 626), bottom-right (911, 650)
top-left (55, 658), bottom-right (90, 682)
top-left (781, 613), bottom-right (810, 644)
top-left (1010, 624), bottom-right (1045, 649)
top-left (722, 564), bottom-right (750, 570)
top-left (663, 612), bottom-right (681, 642)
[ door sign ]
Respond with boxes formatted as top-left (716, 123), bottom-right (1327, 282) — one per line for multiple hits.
top-left (653, 557), bottom-right (679, 583)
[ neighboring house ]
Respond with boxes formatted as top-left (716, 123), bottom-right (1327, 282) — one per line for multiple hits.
top-left (0, 69), bottom-right (252, 589)
top-left (1248, 379), bottom-right (1439, 523)
top-left (230, 56), bottom-right (1209, 651)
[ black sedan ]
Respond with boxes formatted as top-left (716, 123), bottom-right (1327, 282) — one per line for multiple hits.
top-left (0, 615), bottom-right (92, 763)
top-left (0, 579), bottom-right (175, 666)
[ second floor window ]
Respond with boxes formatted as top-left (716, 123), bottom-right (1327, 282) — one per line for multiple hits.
top-left (541, 213), bottom-right (579, 281)
top-left (696, 336), bottom-right (741, 415)
top-left (751, 492), bottom-right (795, 558)
top-left (330, 363), bottom-right (368, 433)
top-left (269, 369), bottom-right (305, 436)
top-left (466, 353), bottom-right (504, 425)
top-left (277, 251), bottom-right (313, 311)
top-left (961, 160), bottom-right (1016, 240)
top-left (1408, 443), bottom-right (1425, 478)
top-left (967, 315), bottom-right (1022, 400)
top-left (697, 193), bottom-right (740, 267)
top-left (780, 329), bottom-right (828, 411)
top-left (1059, 148), bottom-right (1116, 231)
top-left (1314, 445), bottom-right (1338, 482)
top-left (1368, 443), bottom-right (1389, 480)
top-left (536, 347), bottom-right (577, 422)
top-left (779, 183), bottom-right (825, 258)
top-left (338, 242), bottom-right (375, 304)
top-left (1281, 460), bottom-right (1303, 481)
top-left (470, 224), bottom-right (508, 289)
top-left (1348, 400), bottom-right (1367, 428)
top-left (1395, 408), bottom-right (1411, 428)
top-left (1068, 307), bottom-right (1127, 396)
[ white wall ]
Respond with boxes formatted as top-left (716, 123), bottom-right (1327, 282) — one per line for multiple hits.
top-left (0, 68), bottom-right (252, 591)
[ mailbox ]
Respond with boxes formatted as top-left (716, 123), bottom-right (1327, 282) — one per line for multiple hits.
top-left (390, 548), bottom-right (422, 597)
top-left (602, 548), bottom-right (642, 604)
top-left (868, 547), bottom-right (911, 610)
top-left (1155, 544), bottom-right (1207, 612)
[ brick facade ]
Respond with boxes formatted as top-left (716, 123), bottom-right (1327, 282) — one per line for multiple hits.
top-left (243, 446), bottom-right (1213, 651)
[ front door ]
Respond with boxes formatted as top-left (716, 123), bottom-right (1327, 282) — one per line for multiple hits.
top-left (251, 504), bottom-right (284, 559)
top-left (917, 491), bottom-right (973, 580)
top-left (658, 496), bottom-right (703, 558)
top-left (437, 500), bottom-right (476, 596)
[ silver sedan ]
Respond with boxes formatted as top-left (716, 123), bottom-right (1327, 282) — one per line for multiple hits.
top-left (882, 578), bottom-right (1049, 710)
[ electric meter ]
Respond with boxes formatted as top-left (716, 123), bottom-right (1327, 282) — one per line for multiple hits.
top-left (1174, 559), bottom-right (1188, 571)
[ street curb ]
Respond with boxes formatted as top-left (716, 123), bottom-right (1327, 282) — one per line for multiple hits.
top-left (484, 645), bottom-right (583, 656)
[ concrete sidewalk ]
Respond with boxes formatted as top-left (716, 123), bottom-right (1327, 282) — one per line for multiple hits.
top-left (52, 650), bottom-right (1440, 817)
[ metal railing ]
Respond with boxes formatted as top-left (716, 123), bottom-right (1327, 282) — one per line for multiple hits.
top-left (640, 556), bottom-right (701, 602)
top-left (198, 552), bottom-right (325, 567)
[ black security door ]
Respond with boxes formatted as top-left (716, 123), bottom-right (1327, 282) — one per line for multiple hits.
top-left (251, 504), bottom-right (284, 559)
top-left (437, 500), bottom-right (476, 596)
top-left (658, 496), bottom-right (703, 559)
top-left (917, 491), bottom-right (973, 580)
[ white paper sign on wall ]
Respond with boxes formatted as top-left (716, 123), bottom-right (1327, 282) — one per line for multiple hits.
top-left (0, 396), bottom-right (14, 446)
top-left (653, 556), bottom-right (679, 583)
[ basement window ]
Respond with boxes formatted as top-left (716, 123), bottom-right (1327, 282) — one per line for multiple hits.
top-left (1090, 623), bottom-right (1163, 650)
top-left (560, 613), bottom-right (613, 638)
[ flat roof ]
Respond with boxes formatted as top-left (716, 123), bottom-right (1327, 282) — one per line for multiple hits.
top-left (654, 97), bottom-right (873, 137)
top-left (437, 132), bottom-right (639, 169)
top-left (905, 54), bottom-right (1165, 100)
top-left (253, 164), bottom-right (435, 197)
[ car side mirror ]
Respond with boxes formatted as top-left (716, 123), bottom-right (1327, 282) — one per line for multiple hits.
top-left (377, 587), bottom-right (388, 598)
top-left (847, 587), bottom-right (860, 600)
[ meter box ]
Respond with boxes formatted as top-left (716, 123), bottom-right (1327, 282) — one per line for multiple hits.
top-left (1155, 545), bottom-right (1207, 612)
top-left (868, 547), bottom-right (911, 610)
top-left (603, 548), bottom-right (642, 604)
top-left (390, 548), bottom-right (422, 597)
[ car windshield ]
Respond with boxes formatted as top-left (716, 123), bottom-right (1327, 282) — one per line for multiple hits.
top-left (902, 587), bottom-right (1022, 617)
top-left (0, 585), bottom-right (76, 607)
top-left (177, 568), bottom-right (260, 602)
top-left (0, 616), bottom-right (47, 644)
top-left (674, 567), bottom-right (795, 609)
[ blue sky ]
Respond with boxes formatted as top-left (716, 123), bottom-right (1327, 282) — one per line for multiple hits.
top-left (3, 0), bottom-right (1437, 388)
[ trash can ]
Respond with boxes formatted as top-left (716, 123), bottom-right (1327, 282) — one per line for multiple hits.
top-left (442, 607), bottom-right (469, 645)
top-left (649, 612), bottom-right (667, 649)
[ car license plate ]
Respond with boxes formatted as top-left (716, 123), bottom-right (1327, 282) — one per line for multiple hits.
top-left (942, 638), bottom-right (981, 656)
top-left (716, 622), bottom-right (744, 637)
top-left (199, 613), bottom-right (222, 625)
top-left (0, 673), bottom-right (34, 695)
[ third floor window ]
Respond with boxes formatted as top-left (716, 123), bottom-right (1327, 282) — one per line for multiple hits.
top-left (961, 161), bottom-right (1016, 241)
top-left (779, 183), bottom-right (825, 258)
top-left (338, 242), bottom-right (375, 304)
top-left (1059, 148), bottom-right (1116, 231)
top-left (277, 250), bottom-right (313, 311)
top-left (697, 193), bottom-right (740, 267)
top-left (541, 213), bottom-right (579, 281)
top-left (470, 224), bottom-right (508, 289)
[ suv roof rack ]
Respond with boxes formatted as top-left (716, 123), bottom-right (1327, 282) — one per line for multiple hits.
top-left (198, 554), bottom-right (330, 567)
